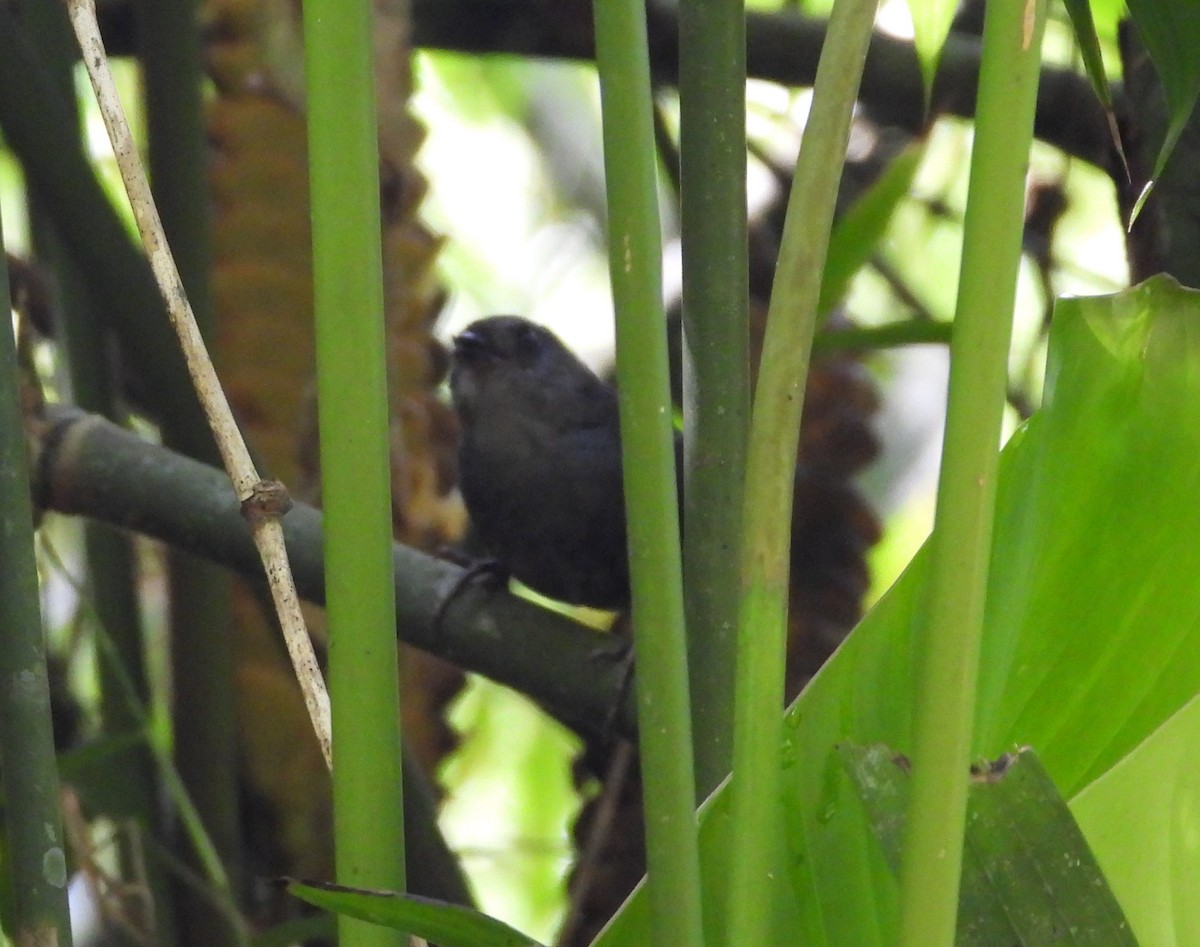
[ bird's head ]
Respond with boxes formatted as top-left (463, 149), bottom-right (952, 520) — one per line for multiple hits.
top-left (449, 316), bottom-right (610, 425)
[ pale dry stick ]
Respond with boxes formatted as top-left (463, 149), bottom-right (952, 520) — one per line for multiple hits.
top-left (66, 0), bottom-right (333, 770)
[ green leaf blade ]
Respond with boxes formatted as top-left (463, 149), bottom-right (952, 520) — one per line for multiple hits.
top-left (906, 0), bottom-right (956, 106)
top-left (841, 745), bottom-right (1138, 946)
top-left (1072, 692), bottom-right (1200, 947)
top-left (1062, 0), bottom-right (1114, 108)
top-left (285, 880), bottom-right (544, 947)
top-left (820, 141), bottom-right (925, 316)
top-left (1123, 0), bottom-right (1200, 213)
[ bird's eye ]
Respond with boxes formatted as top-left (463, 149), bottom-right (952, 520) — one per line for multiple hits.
top-left (514, 323), bottom-right (541, 359)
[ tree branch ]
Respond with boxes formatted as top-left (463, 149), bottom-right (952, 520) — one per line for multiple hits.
top-left (32, 407), bottom-right (636, 746)
top-left (405, 0), bottom-right (1112, 170)
top-left (85, 0), bottom-right (1115, 169)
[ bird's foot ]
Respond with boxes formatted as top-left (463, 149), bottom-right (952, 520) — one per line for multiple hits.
top-left (588, 635), bottom-right (635, 745)
top-left (587, 634), bottom-right (632, 664)
top-left (432, 557), bottom-right (510, 633)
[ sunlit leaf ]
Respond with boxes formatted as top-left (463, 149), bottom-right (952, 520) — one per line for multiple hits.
top-left (1072, 695), bottom-right (1200, 947)
top-left (598, 277), bottom-right (1200, 943)
top-left (1087, 0), bottom-right (1126, 46)
top-left (906, 0), bottom-right (956, 106)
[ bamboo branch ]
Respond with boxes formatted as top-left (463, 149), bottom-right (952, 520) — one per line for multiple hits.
top-left (33, 407), bottom-right (634, 747)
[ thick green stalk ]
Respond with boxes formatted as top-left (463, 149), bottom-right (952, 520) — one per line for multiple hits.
top-left (21, 0), bottom-right (147, 742)
top-left (140, 0), bottom-right (212, 344)
top-left (678, 0), bottom-right (749, 800)
top-left (724, 0), bottom-right (876, 943)
top-left (0, 7), bottom-right (212, 446)
top-left (19, 3), bottom-right (172, 942)
top-left (897, 2), bottom-right (1048, 945)
top-left (593, 0), bottom-right (705, 944)
top-left (302, 2), bottom-right (407, 946)
top-left (136, 2), bottom-right (241, 942)
top-left (0, 216), bottom-right (74, 947)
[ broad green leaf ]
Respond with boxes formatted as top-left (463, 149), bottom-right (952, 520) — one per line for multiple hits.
top-left (599, 277), bottom-right (1200, 943)
top-left (820, 142), bottom-right (925, 315)
top-left (1072, 695), bottom-right (1200, 947)
top-left (842, 745), bottom-right (1137, 946)
top-left (285, 879), bottom-right (543, 946)
top-left (782, 277), bottom-right (1200, 943)
top-left (1124, 0), bottom-right (1200, 215)
top-left (973, 279), bottom-right (1200, 788)
top-left (906, 0), bottom-right (956, 106)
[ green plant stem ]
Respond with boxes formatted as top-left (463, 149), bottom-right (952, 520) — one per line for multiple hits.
top-left (18, 4), bottom-right (174, 943)
top-left (0, 6), bottom-right (212, 445)
top-left (302, 2), bottom-right (407, 945)
top-left (135, 2), bottom-right (241, 942)
top-left (72, 546), bottom-right (460, 928)
top-left (678, 0), bottom-right (749, 800)
top-left (78, 583), bottom-right (248, 943)
top-left (592, 0), bottom-right (705, 944)
top-left (0, 216), bottom-right (74, 947)
top-left (37, 537), bottom-right (240, 932)
top-left (896, 1), bottom-right (1048, 945)
top-left (21, 0), bottom-right (145, 748)
top-left (140, 0), bottom-right (212, 343)
top-left (813, 318), bottom-right (951, 354)
top-left (725, 0), bottom-right (876, 943)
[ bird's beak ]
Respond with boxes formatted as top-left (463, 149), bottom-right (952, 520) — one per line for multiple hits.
top-left (452, 329), bottom-right (491, 362)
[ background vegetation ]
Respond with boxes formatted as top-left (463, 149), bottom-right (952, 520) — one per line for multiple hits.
top-left (1, 0), bottom-right (1197, 944)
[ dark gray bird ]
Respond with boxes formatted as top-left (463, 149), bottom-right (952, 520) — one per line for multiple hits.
top-left (450, 316), bottom-right (677, 611)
